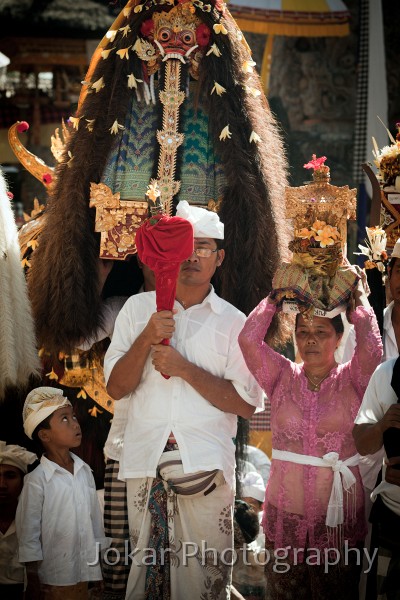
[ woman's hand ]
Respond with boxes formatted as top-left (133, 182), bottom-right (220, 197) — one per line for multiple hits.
top-left (347, 271), bottom-right (370, 322)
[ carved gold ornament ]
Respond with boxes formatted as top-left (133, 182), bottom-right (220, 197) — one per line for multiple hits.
top-left (89, 183), bottom-right (148, 259)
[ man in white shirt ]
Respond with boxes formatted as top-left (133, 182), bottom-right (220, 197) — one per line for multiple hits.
top-left (104, 201), bottom-right (263, 600)
top-left (351, 246), bottom-right (400, 599)
top-left (353, 357), bottom-right (400, 599)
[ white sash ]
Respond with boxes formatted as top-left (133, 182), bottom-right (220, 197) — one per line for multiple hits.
top-left (272, 449), bottom-right (359, 528)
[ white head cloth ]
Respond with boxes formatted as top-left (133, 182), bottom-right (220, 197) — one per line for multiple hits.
top-left (241, 470), bottom-right (266, 503)
top-left (176, 201), bottom-right (224, 239)
top-left (0, 440), bottom-right (37, 473)
top-left (23, 387), bottom-right (72, 439)
top-left (392, 238), bottom-right (400, 259)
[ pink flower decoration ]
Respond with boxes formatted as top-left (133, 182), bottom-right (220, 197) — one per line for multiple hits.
top-left (196, 23), bottom-right (211, 48)
top-left (6, 191), bottom-right (14, 200)
top-left (17, 121), bottom-right (29, 133)
top-left (213, 0), bottom-right (225, 12)
top-left (303, 154), bottom-right (327, 170)
top-left (42, 173), bottom-right (53, 185)
top-left (140, 19), bottom-right (154, 37)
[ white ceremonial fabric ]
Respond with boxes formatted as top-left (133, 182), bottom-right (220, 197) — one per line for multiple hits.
top-left (16, 453), bottom-right (109, 585)
top-left (272, 449), bottom-right (359, 528)
top-left (104, 288), bottom-right (264, 490)
top-left (354, 358), bottom-right (400, 517)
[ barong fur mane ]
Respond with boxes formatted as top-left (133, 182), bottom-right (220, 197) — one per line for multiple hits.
top-left (28, 4), bottom-right (289, 354)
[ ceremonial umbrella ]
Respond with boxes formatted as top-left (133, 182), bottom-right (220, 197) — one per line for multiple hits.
top-left (226, 0), bottom-right (351, 93)
top-left (135, 183), bottom-right (194, 379)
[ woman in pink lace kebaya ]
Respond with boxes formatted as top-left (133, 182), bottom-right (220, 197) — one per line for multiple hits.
top-left (238, 281), bottom-right (382, 599)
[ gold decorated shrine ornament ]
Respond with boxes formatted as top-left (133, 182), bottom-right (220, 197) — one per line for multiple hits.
top-left (272, 155), bottom-right (358, 316)
top-left (89, 182), bottom-right (149, 260)
top-left (286, 155), bottom-right (357, 262)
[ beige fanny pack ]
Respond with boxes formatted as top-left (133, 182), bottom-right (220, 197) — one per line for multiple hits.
top-left (157, 450), bottom-right (224, 498)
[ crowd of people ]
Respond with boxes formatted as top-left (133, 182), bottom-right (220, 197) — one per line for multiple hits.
top-left (0, 198), bottom-right (399, 600)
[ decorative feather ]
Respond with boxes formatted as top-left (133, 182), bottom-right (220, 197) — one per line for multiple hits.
top-left (0, 169), bottom-right (40, 399)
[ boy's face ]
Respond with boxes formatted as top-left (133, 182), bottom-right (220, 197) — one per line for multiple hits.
top-left (0, 464), bottom-right (24, 506)
top-left (43, 405), bottom-right (82, 449)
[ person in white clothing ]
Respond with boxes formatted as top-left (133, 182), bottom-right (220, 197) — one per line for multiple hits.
top-left (353, 358), bottom-right (400, 599)
top-left (349, 245), bottom-right (400, 599)
top-left (343, 241), bottom-right (400, 363)
top-left (104, 201), bottom-right (263, 600)
top-left (16, 387), bottom-right (109, 600)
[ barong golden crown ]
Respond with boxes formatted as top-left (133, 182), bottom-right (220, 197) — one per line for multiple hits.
top-left (152, 3), bottom-right (201, 32)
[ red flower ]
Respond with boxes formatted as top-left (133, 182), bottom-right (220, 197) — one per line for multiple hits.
top-left (196, 23), bottom-right (211, 48)
top-left (6, 191), bottom-right (14, 200)
top-left (42, 173), bottom-right (53, 185)
top-left (17, 121), bottom-right (29, 133)
top-left (140, 19), bottom-right (154, 38)
top-left (303, 154), bottom-right (327, 170)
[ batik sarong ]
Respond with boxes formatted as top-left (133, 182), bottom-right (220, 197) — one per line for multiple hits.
top-left (125, 453), bottom-right (234, 600)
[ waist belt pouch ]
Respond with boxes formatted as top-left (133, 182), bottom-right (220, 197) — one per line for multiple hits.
top-left (157, 450), bottom-right (224, 498)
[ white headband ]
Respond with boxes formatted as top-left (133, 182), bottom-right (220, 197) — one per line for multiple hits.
top-left (23, 387), bottom-right (72, 439)
top-left (176, 201), bottom-right (224, 240)
top-left (241, 470), bottom-right (265, 503)
top-left (0, 441), bottom-right (37, 473)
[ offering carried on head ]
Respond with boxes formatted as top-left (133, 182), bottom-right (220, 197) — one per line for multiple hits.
top-left (271, 155), bottom-right (358, 318)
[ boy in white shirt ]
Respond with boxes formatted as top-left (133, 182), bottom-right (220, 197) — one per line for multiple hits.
top-left (16, 387), bottom-right (109, 600)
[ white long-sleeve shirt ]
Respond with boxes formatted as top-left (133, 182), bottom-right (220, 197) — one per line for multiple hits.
top-left (16, 453), bottom-right (109, 585)
top-left (104, 288), bottom-right (264, 489)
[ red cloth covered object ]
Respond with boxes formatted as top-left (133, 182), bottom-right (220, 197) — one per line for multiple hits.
top-left (136, 213), bottom-right (194, 312)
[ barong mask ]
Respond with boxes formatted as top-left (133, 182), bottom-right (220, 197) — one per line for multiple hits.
top-left (18, 0), bottom-right (288, 357)
top-left (136, 3), bottom-right (209, 79)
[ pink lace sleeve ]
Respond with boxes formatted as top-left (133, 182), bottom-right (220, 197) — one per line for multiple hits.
top-left (238, 297), bottom-right (292, 396)
top-left (348, 306), bottom-right (383, 397)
